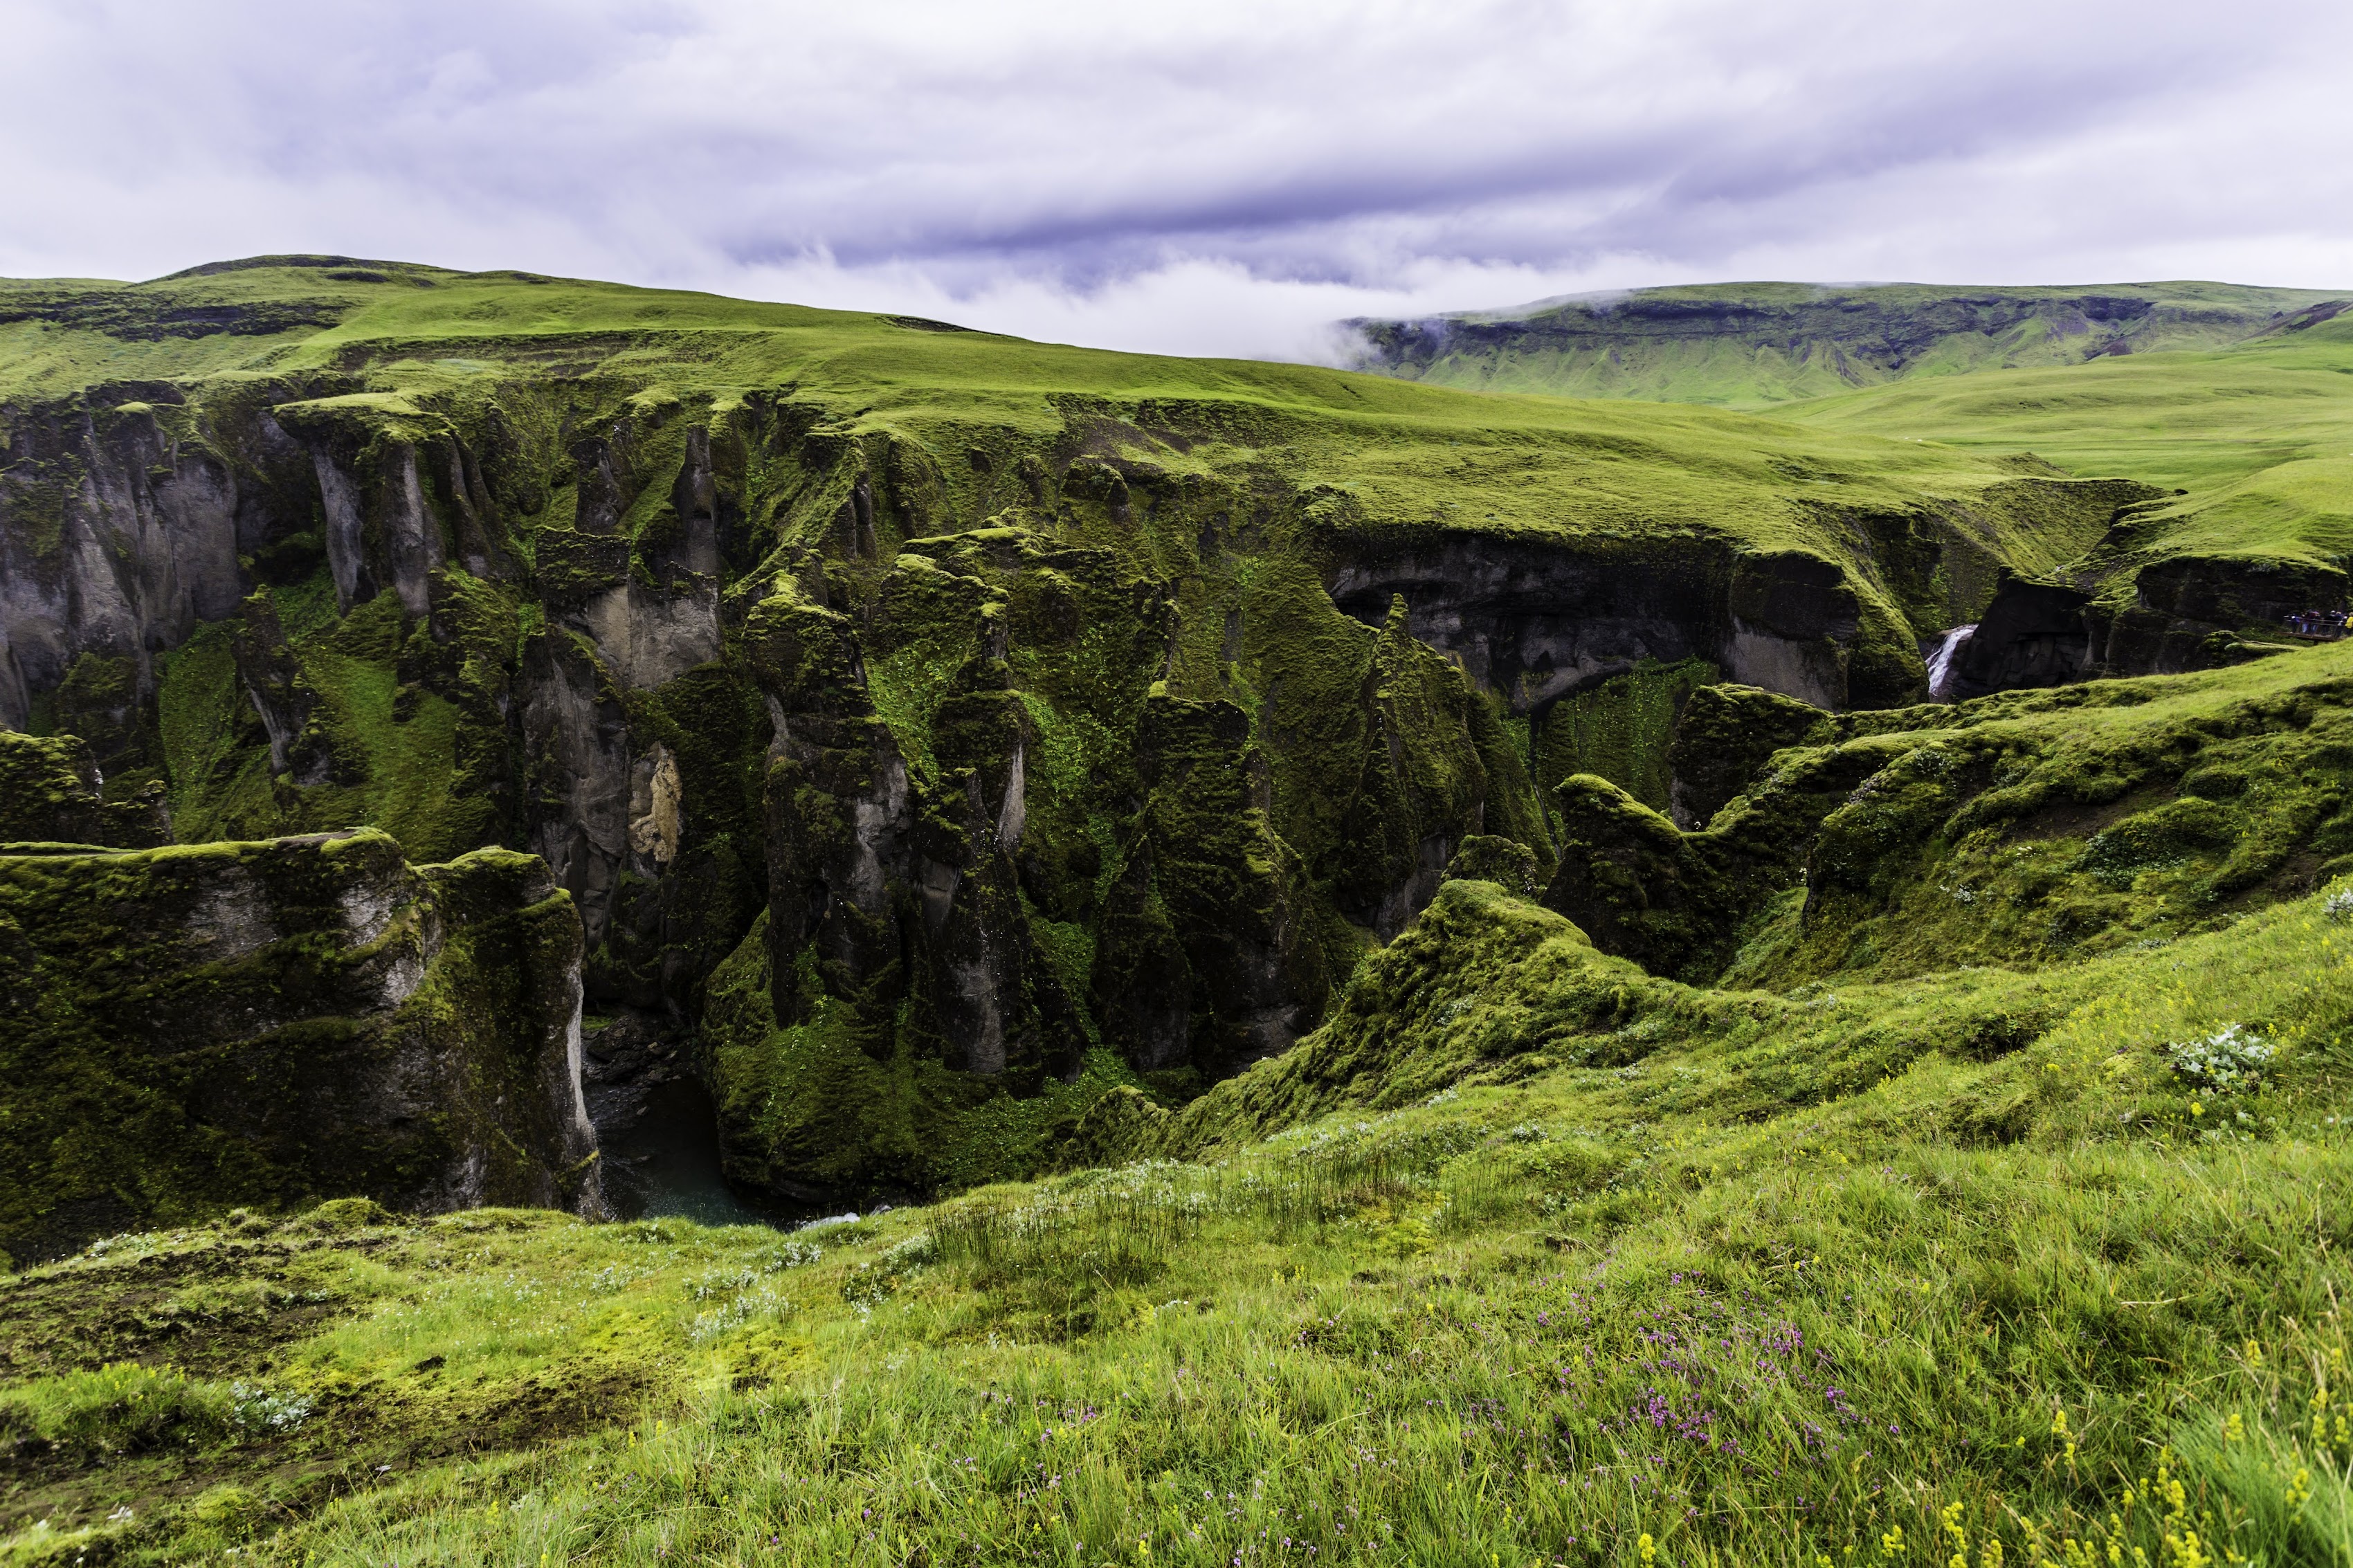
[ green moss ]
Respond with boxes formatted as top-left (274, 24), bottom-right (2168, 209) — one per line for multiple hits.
top-left (0, 829), bottom-right (589, 1261)
top-left (1529, 657), bottom-right (1718, 814)
top-left (701, 915), bottom-right (1141, 1196)
top-left (1532, 641), bottom-right (2353, 990)
top-left (1, 471), bottom-right (70, 560)
top-left (0, 731), bottom-right (166, 848)
top-left (154, 624), bottom-right (253, 828)
top-left (1093, 690), bottom-right (1329, 1078)
top-left (1439, 834), bottom-right (1545, 897)
top-left (51, 651), bottom-right (155, 785)
top-left (1662, 680), bottom-right (1835, 826)
top-left (1161, 879), bottom-right (1617, 1152)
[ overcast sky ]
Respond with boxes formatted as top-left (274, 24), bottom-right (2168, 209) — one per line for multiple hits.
top-left (3, 1), bottom-right (2349, 361)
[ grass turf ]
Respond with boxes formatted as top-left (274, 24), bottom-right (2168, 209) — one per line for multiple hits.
top-left (7, 833), bottom-right (2352, 1563)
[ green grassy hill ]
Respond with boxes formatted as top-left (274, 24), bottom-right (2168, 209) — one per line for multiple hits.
top-left (1349, 282), bottom-right (2347, 410)
top-left (1356, 280), bottom-right (2353, 688)
top-left (1774, 314), bottom-right (2353, 691)
top-left (1781, 315), bottom-right (2353, 579)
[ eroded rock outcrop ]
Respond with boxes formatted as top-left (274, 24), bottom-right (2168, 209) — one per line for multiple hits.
top-left (1550, 658), bottom-right (2353, 988)
top-left (1320, 532), bottom-right (1918, 712)
top-left (1943, 576), bottom-right (2096, 700)
top-left (0, 729), bottom-right (170, 848)
top-left (0, 828), bottom-right (599, 1262)
top-left (2093, 554), bottom-right (2348, 674)
top-left (0, 397), bottom-right (270, 736)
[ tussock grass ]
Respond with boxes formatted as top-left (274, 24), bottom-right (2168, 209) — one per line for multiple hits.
top-left (8, 875), bottom-right (2353, 1564)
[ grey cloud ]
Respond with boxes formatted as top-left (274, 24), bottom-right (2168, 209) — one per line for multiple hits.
top-left (1, 0), bottom-right (2347, 358)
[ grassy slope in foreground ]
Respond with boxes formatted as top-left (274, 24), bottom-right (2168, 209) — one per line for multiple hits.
top-left (1, 893), bottom-right (2345, 1566)
top-left (8, 655), bottom-right (2353, 1566)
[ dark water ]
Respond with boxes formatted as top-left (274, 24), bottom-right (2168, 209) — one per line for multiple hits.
top-left (598, 1076), bottom-right (797, 1229)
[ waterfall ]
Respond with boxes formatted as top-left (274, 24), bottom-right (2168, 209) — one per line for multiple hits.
top-left (1925, 624), bottom-right (1976, 701)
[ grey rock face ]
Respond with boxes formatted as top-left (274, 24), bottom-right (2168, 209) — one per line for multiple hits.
top-left (1325, 534), bottom-right (1887, 713)
top-left (1945, 578), bottom-right (2095, 700)
top-left (520, 629), bottom-right (635, 956)
top-left (0, 403), bottom-right (252, 729)
top-left (577, 578), bottom-right (722, 689)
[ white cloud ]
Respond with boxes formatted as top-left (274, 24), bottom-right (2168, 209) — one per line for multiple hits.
top-left (1, 0), bottom-right (2347, 359)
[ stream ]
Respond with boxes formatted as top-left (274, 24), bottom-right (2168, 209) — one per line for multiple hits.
top-left (595, 1075), bottom-right (801, 1229)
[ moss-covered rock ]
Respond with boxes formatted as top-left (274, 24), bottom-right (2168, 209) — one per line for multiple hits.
top-left (0, 828), bottom-right (598, 1261)
top-left (1541, 726), bottom-right (1891, 984)
top-left (1546, 648), bottom-right (2353, 989)
top-left (1530, 657), bottom-right (1718, 819)
top-left (1439, 834), bottom-right (1545, 897)
top-left (1095, 689), bottom-right (1330, 1077)
top-left (1158, 878), bottom-right (1635, 1154)
top-left (1664, 681), bottom-right (1837, 828)
top-left (0, 730), bottom-right (168, 848)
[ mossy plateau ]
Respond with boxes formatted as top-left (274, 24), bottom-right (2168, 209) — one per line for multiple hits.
top-left (1358, 280), bottom-right (2353, 690)
top-left (1350, 280), bottom-right (2347, 410)
top-left (1779, 315), bottom-right (2353, 681)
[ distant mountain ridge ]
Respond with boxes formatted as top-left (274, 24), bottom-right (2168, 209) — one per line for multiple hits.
top-left (1347, 280), bottom-right (2352, 408)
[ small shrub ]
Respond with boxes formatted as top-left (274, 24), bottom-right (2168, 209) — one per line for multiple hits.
top-left (228, 1383), bottom-right (314, 1434)
top-left (2163, 1024), bottom-right (2277, 1093)
top-left (183, 1484), bottom-right (266, 1548)
top-left (298, 1196), bottom-right (397, 1235)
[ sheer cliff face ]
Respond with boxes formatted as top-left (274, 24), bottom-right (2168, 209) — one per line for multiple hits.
top-left (0, 798), bottom-right (599, 1262)
top-left (0, 262), bottom-right (2167, 1198)
top-left (0, 402), bottom-right (257, 733)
